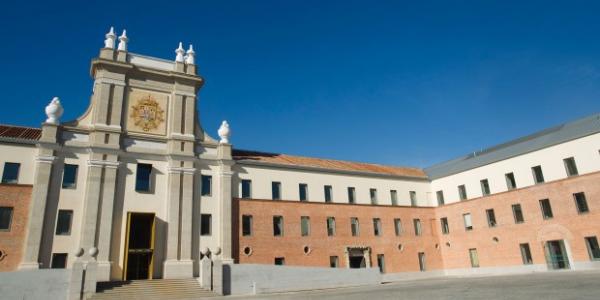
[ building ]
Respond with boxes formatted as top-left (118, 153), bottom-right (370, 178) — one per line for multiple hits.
top-left (1, 28), bottom-right (599, 283)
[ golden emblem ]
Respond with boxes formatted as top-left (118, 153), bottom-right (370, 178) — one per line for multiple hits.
top-left (130, 94), bottom-right (165, 132)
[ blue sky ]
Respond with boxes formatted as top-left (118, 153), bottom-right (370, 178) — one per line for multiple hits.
top-left (0, 1), bottom-right (599, 167)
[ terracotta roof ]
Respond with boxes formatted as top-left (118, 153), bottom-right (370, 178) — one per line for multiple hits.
top-left (0, 125), bottom-right (41, 141)
top-left (233, 149), bottom-right (428, 179)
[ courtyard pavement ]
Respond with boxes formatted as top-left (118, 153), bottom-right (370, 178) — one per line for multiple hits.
top-left (208, 270), bottom-right (600, 299)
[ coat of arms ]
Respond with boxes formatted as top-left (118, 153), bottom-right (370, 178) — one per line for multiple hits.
top-left (130, 95), bottom-right (165, 132)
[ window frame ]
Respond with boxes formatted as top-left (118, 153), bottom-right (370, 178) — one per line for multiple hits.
top-left (271, 181), bottom-right (281, 200)
top-left (273, 215), bottom-right (284, 236)
top-left (201, 175), bottom-right (212, 196)
top-left (1, 162), bottom-right (20, 184)
top-left (436, 190), bottom-right (445, 205)
top-left (324, 185), bottom-right (333, 203)
top-left (505, 172), bottom-right (517, 190)
top-left (458, 185), bottom-right (467, 201)
top-left (531, 165), bottom-right (545, 184)
top-left (241, 179), bottom-right (252, 198)
top-left (242, 215), bottom-right (253, 236)
top-left (327, 217), bottom-right (336, 236)
top-left (370, 188), bottom-right (378, 205)
top-left (135, 163), bottom-right (153, 192)
top-left (409, 191), bottom-right (417, 206)
top-left (486, 209), bottom-right (497, 227)
top-left (539, 199), bottom-right (554, 220)
top-left (300, 216), bottom-right (310, 236)
top-left (299, 183), bottom-right (308, 202)
top-left (0, 206), bottom-right (14, 231)
top-left (373, 218), bottom-right (382, 236)
top-left (440, 217), bottom-right (449, 234)
top-left (512, 204), bottom-right (525, 224)
top-left (200, 214), bottom-right (212, 236)
top-left (347, 187), bottom-right (356, 204)
top-left (55, 210), bottom-right (73, 236)
top-left (585, 236), bottom-right (600, 261)
top-left (574, 192), bottom-right (589, 214)
top-left (413, 218), bottom-right (422, 236)
top-left (563, 157), bottom-right (579, 177)
top-left (463, 213), bottom-right (473, 231)
top-left (520, 243), bottom-right (533, 265)
top-left (62, 164), bottom-right (79, 189)
top-left (480, 179), bottom-right (490, 196)
top-left (350, 217), bottom-right (360, 237)
top-left (391, 190), bottom-right (398, 206)
top-left (394, 218), bottom-right (403, 236)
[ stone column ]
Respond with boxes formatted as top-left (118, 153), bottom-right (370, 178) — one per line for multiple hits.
top-left (217, 144), bottom-right (234, 263)
top-left (78, 155), bottom-right (105, 257)
top-left (95, 158), bottom-right (120, 281)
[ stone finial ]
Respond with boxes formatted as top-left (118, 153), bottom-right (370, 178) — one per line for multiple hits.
top-left (175, 42), bottom-right (185, 63)
top-left (104, 26), bottom-right (116, 49)
top-left (218, 121), bottom-right (231, 144)
top-left (117, 30), bottom-right (128, 51)
top-left (45, 97), bottom-right (64, 125)
top-left (185, 44), bottom-right (195, 65)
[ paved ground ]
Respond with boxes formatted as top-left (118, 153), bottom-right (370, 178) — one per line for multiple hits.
top-left (209, 270), bottom-right (600, 299)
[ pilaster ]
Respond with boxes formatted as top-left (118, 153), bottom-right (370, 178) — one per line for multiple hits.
top-left (217, 143), bottom-right (234, 263)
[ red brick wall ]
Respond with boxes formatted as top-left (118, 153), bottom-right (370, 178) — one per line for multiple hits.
top-left (0, 184), bottom-right (32, 271)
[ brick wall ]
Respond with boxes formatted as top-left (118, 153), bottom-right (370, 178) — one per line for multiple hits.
top-left (0, 184), bottom-right (32, 271)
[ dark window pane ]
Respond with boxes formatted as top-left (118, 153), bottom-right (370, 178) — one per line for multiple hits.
top-left (512, 204), bottom-right (524, 223)
top-left (458, 185), bottom-right (467, 201)
top-left (480, 179), bottom-right (490, 196)
top-left (348, 187), bottom-right (355, 204)
top-left (273, 216), bottom-right (283, 236)
top-left (574, 192), bottom-right (589, 214)
top-left (373, 218), bottom-right (381, 236)
top-left (242, 215), bottom-right (252, 236)
top-left (351, 217), bottom-right (359, 236)
top-left (532, 166), bottom-right (545, 184)
top-left (200, 214), bottom-right (212, 235)
top-left (505, 173), bottom-right (517, 190)
top-left (51, 253), bottom-right (68, 269)
top-left (564, 157), bottom-right (579, 177)
top-left (299, 184), bottom-right (308, 201)
top-left (409, 191), bottom-right (417, 206)
top-left (414, 219), bottom-right (422, 236)
top-left (324, 185), bottom-right (332, 203)
top-left (201, 175), bottom-right (212, 196)
top-left (440, 217), bottom-right (449, 234)
top-left (2, 162), bottom-right (20, 184)
top-left (540, 199), bottom-right (554, 219)
top-left (436, 191), bottom-right (445, 205)
top-left (391, 190), bottom-right (398, 206)
top-left (62, 164), bottom-right (78, 189)
top-left (377, 254), bottom-right (385, 273)
top-left (241, 180), bottom-right (252, 198)
top-left (585, 237), bottom-right (600, 260)
top-left (327, 217), bottom-right (336, 236)
top-left (486, 209), bottom-right (497, 227)
top-left (370, 189), bottom-right (378, 205)
top-left (55, 210), bottom-right (73, 235)
top-left (520, 243), bottom-right (533, 264)
top-left (330, 256), bottom-right (339, 268)
top-left (135, 164), bottom-right (152, 192)
top-left (274, 257), bottom-right (285, 265)
top-left (0, 207), bottom-right (13, 231)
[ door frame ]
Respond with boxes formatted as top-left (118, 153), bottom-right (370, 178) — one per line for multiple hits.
top-left (122, 212), bottom-right (156, 280)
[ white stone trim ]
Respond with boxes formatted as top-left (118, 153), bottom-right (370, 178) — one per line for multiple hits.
top-left (167, 166), bottom-right (196, 175)
top-left (87, 160), bottom-right (121, 169)
top-left (95, 77), bottom-right (126, 87)
top-left (35, 155), bottom-right (57, 164)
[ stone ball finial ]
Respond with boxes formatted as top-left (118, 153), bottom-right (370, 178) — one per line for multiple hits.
top-left (200, 247), bottom-right (210, 255)
top-left (74, 248), bottom-right (84, 257)
top-left (175, 42), bottom-right (185, 63)
top-left (212, 247), bottom-right (222, 255)
top-left (185, 44), bottom-right (195, 65)
top-left (88, 247), bottom-right (99, 258)
top-left (218, 120), bottom-right (231, 144)
top-left (104, 26), bottom-right (116, 49)
top-left (118, 30), bottom-right (128, 52)
top-left (45, 97), bottom-right (64, 125)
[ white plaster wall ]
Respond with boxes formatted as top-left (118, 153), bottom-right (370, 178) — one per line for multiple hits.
top-left (430, 133), bottom-right (600, 204)
top-left (0, 143), bottom-right (37, 184)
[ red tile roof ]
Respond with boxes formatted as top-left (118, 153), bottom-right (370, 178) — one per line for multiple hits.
top-left (0, 125), bottom-right (41, 141)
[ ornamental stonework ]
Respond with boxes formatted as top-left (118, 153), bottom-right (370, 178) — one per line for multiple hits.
top-left (126, 89), bottom-right (168, 135)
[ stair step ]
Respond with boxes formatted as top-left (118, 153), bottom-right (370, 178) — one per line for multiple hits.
top-left (91, 278), bottom-right (217, 300)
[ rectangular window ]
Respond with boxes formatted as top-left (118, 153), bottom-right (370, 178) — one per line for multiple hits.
top-left (373, 218), bottom-right (382, 236)
top-left (409, 191), bottom-right (417, 206)
top-left (574, 192), bottom-right (589, 214)
top-left (563, 157), bottom-right (579, 177)
top-left (469, 248), bottom-right (480, 268)
top-left (55, 210), bottom-right (73, 235)
top-left (135, 163), bottom-right (152, 192)
top-left (486, 209), bottom-right (497, 227)
top-left (324, 185), bottom-right (333, 203)
top-left (1, 162), bottom-right (20, 184)
top-left (480, 179), bottom-right (490, 196)
top-left (347, 187), bottom-right (356, 204)
top-left (327, 217), bottom-right (336, 236)
top-left (273, 216), bottom-right (284, 236)
top-left (585, 236), bottom-right (600, 260)
top-left (512, 204), bottom-right (524, 223)
top-left (62, 164), bottom-right (78, 189)
top-left (394, 218), bottom-right (403, 236)
top-left (520, 243), bottom-right (533, 265)
top-left (0, 207), bottom-right (13, 231)
top-left (370, 188), bottom-right (378, 205)
top-left (350, 217), bottom-right (360, 236)
top-left (271, 182), bottom-right (281, 200)
top-left (458, 185), bottom-right (467, 201)
top-left (539, 199), bottom-right (554, 219)
top-left (391, 190), bottom-right (398, 206)
top-left (377, 254), bottom-right (385, 273)
top-left (330, 256), bottom-right (339, 268)
top-left (301, 216), bottom-right (310, 236)
top-left (299, 184), bottom-right (308, 201)
top-left (274, 257), bottom-right (285, 265)
top-left (242, 215), bottom-right (252, 236)
top-left (532, 166), bottom-right (545, 184)
top-left (505, 172), bottom-right (517, 190)
top-left (436, 190), bottom-right (445, 205)
top-left (51, 253), bottom-right (68, 269)
top-left (440, 217), bottom-right (449, 234)
top-left (463, 213), bottom-right (473, 231)
top-left (413, 218), bottom-right (422, 236)
top-left (200, 214), bottom-right (212, 236)
top-left (241, 179), bottom-right (252, 198)
top-left (418, 252), bottom-right (426, 271)
top-left (201, 175), bottom-right (212, 196)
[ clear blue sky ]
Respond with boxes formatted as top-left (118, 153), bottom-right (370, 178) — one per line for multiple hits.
top-left (1, 1), bottom-right (599, 167)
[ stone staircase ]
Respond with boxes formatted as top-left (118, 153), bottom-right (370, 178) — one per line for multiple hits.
top-left (90, 278), bottom-right (217, 300)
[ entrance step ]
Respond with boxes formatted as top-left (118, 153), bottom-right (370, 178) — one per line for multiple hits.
top-left (90, 278), bottom-right (217, 300)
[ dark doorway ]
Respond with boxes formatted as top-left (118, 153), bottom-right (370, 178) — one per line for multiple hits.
top-left (347, 248), bottom-right (367, 268)
top-left (545, 240), bottom-right (570, 270)
top-left (124, 212), bottom-right (155, 280)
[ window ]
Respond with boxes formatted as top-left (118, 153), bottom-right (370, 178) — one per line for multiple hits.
top-left (463, 213), bottom-right (473, 231)
top-left (413, 218), bottom-right (422, 236)
top-left (458, 185), bottom-right (467, 201)
top-left (373, 218), bottom-right (382, 236)
top-left (272, 182), bottom-right (281, 200)
top-left (324, 185), bottom-right (332, 203)
top-left (469, 248), bottom-right (480, 268)
top-left (241, 180), bottom-right (252, 198)
top-left (436, 191), bottom-right (445, 205)
top-left (370, 188), bottom-right (378, 205)
top-left (377, 254), bottom-right (385, 273)
top-left (505, 172), bottom-right (517, 190)
top-left (391, 190), bottom-right (398, 206)
top-left (55, 210), bottom-right (73, 235)
top-left (563, 157), bottom-right (579, 177)
top-left (1, 162), bottom-right (20, 184)
top-left (301, 216), bottom-right (310, 236)
top-left (512, 204), bottom-right (524, 223)
top-left (539, 199), bottom-right (553, 219)
top-left (330, 256), bottom-right (339, 268)
top-left (350, 217), bottom-right (359, 236)
top-left (394, 218), bottom-right (403, 236)
top-left (520, 243), bottom-right (533, 265)
top-left (532, 166), bottom-right (545, 184)
top-left (201, 175), bottom-right (212, 196)
top-left (51, 253), bottom-right (68, 269)
top-left (299, 184), bottom-right (308, 201)
top-left (62, 164), bottom-right (78, 189)
top-left (200, 214), bottom-right (212, 236)
top-left (574, 192), bottom-right (589, 214)
top-left (440, 217), bottom-right (449, 234)
top-left (347, 187), bottom-right (356, 204)
top-left (327, 217), bottom-right (336, 236)
top-left (242, 215), bottom-right (252, 236)
top-left (409, 191), bottom-right (417, 206)
top-left (273, 216), bottom-right (284, 236)
top-left (274, 257), bottom-right (285, 265)
top-left (418, 252), bottom-right (426, 271)
top-left (135, 164), bottom-right (152, 192)
top-left (486, 209), bottom-right (497, 227)
top-left (0, 207), bottom-right (13, 231)
top-left (585, 236), bottom-right (600, 260)
top-left (480, 179), bottom-right (490, 196)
